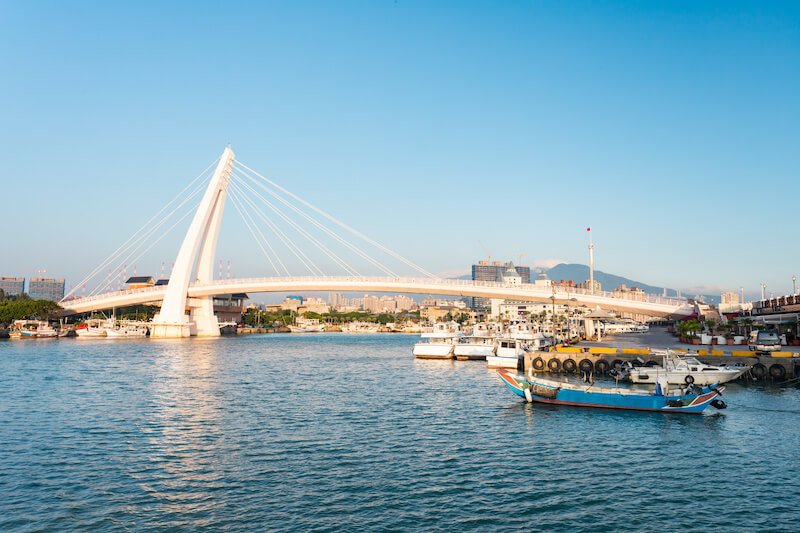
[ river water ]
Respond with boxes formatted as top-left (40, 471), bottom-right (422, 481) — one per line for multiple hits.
top-left (1, 333), bottom-right (798, 531)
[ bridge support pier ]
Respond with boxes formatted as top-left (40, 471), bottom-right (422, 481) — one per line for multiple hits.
top-left (151, 147), bottom-right (234, 338)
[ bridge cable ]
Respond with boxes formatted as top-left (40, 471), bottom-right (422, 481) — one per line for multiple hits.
top-left (90, 199), bottom-right (203, 295)
top-left (231, 175), bottom-right (363, 276)
top-left (236, 160), bottom-right (437, 278)
top-left (228, 179), bottom-right (326, 276)
top-left (233, 169), bottom-right (396, 277)
top-left (227, 186), bottom-right (285, 276)
top-left (87, 179), bottom-right (209, 296)
top-left (65, 159), bottom-right (219, 299)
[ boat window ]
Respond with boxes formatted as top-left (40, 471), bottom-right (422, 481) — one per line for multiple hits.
top-left (757, 331), bottom-right (779, 343)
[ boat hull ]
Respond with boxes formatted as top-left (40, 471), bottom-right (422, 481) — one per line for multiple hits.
top-left (628, 369), bottom-right (746, 386)
top-left (497, 370), bottom-right (722, 414)
top-left (453, 345), bottom-right (494, 360)
top-left (486, 356), bottom-right (520, 369)
top-left (413, 343), bottom-right (454, 359)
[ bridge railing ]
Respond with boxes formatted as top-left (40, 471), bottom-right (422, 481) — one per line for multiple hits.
top-left (62, 276), bottom-right (688, 308)
top-left (191, 276), bottom-right (689, 307)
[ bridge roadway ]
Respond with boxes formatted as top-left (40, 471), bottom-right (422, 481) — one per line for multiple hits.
top-left (61, 276), bottom-right (693, 318)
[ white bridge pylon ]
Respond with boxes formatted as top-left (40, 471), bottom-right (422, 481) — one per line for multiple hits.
top-left (151, 147), bottom-right (235, 337)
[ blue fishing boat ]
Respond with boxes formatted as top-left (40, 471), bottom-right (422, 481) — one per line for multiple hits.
top-left (497, 369), bottom-right (726, 414)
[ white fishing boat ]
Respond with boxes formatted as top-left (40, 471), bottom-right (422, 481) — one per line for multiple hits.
top-left (288, 318), bottom-right (326, 333)
top-left (341, 321), bottom-right (380, 333)
top-left (506, 322), bottom-right (554, 350)
top-left (13, 320), bottom-right (58, 339)
top-left (413, 322), bottom-right (463, 359)
top-left (105, 321), bottom-right (149, 338)
top-left (454, 322), bottom-right (499, 360)
top-left (75, 318), bottom-right (112, 338)
top-left (625, 351), bottom-right (748, 386)
top-left (486, 338), bottom-right (527, 369)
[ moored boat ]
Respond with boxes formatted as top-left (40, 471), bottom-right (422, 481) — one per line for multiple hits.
top-left (288, 318), bottom-right (326, 333)
top-left (625, 351), bottom-right (748, 386)
top-left (14, 320), bottom-right (58, 339)
top-left (454, 322), bottom-right (498, 361)
top-left (497, 369), bottom-right (727, 414)
top-left (413, 322), bottom-right (463, 359)
top-left (486, 338), bottom-right (526, 369)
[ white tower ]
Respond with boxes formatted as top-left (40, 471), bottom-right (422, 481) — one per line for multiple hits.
top-left (151, 147), bottom-right (235, 338)
top-left (588, 227), bottom-right (595, 295)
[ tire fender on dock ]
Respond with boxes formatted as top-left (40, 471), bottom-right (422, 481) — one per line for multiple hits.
top-left (751, 363), bottom-right (767, 379)
top-left (562, 359), bottom-right (577, 373)
top-left (547, 358), bottom-right (561, 372)
top-left (769, 364), bottom-right (786, 381)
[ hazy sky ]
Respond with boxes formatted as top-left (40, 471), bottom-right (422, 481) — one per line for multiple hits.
top-left (1, 1), bottom-right (798, 299)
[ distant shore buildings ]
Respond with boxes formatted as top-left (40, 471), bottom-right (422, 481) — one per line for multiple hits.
top-left (0, 276), bottom-right (65, 302)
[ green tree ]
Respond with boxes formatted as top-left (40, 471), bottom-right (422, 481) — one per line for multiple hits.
top-left (0, 299), bottom-right (62, 324)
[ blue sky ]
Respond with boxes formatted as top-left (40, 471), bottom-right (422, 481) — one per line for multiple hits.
top-left (1, 1), bottom-right (798, 299)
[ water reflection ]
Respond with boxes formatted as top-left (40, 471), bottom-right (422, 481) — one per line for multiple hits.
top-left (137, 339), bottom-right (227, 526)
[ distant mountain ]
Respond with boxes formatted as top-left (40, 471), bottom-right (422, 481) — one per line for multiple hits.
top-left (545, 263), bottom-right (719, 304)
top-left (447, 263), bottom-right (719, 303)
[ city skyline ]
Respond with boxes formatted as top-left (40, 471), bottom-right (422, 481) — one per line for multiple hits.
top-left (1, 1), bottom-right (798, 297)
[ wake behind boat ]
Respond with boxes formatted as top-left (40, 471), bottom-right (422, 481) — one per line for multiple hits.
top-left (497, 369), bottom-right (727, 414)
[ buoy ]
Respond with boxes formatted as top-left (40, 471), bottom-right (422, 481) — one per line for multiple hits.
top-left (524, 388), bottom-right (533, 403)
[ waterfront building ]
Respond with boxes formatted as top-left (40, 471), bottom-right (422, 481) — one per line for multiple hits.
top-left (0, 276), bottom-right (25, 297)
top-left (533, 272), bottom-right (552, 288)
top-left (125, 276), bottom-right (155, 290)
top-left (28, 277), bottom-right (65, 302)
top-left (739, 292), bottom-right (800, 341)
top-left (421, 305), bottom-right (469, 323)
top-left (298, 297), bottom-right (329, 314)
top-left (212, 293), bottom-right (249, 322)
top-left (329, 293), bottom-right (417, 313)
top-left (470, 260), bottom-right (531, 309)
top-left (721, 291), bottom-right (739, 305)
top-left (612, 284), bottom-right (646, 301)
top-left (280, 297), bottom-right (303, 312)
top-left (578, 279), bottom-right (602, 292)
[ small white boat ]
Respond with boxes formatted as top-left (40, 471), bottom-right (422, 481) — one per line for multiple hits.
top-left (453, 322), bottom-right (499, 360)
top-left (486, 338), bottom-right (526, 369)
top-left (105, 321), bottom-right (149, 338)
top-left (413, 322), bottom-right (463, 359)
top-left (288, 318), bottom-right (326, 333)
top-left (625, 351), bottom-right (748, 386)
top-left (341, 321), bottom-right (380, 334)
top-left (75, 318), bottom-right (112, 338)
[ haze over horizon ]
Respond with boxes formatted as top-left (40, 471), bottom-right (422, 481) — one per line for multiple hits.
top-left (1, 1), bottom-right (798, 300)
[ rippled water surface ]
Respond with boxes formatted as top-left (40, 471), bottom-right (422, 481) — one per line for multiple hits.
top-left (1, 334), bottom-right (799, 531)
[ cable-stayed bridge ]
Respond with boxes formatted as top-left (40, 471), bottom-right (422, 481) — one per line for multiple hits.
top-left (60, 147), bottom-right (692, 336)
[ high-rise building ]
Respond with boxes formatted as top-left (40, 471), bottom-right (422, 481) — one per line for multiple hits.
top-left (470, 260), bottom-right (531, 309)
top-left (28, 277), bottom-right (65, 302)
top-left (721, 291), bottom-right (739, 305)
top-left (0, 276), bottom-right (25, 297)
